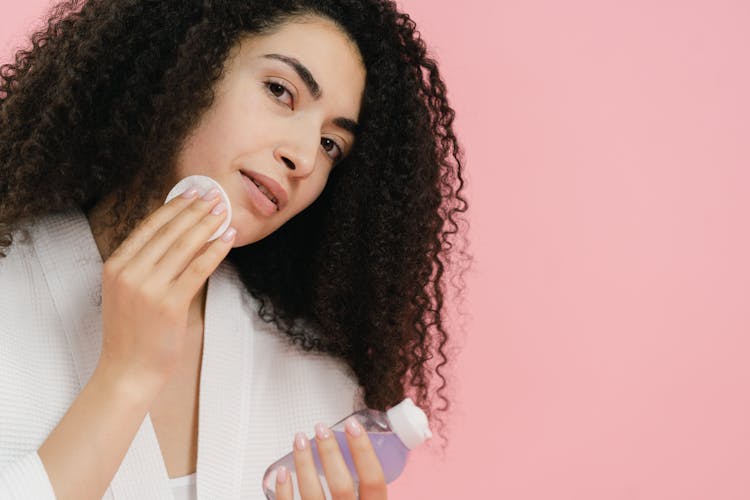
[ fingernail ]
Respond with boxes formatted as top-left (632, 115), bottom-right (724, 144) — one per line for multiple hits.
top-left (221, 227), bottom-right (236, 242)
top-left (315, 423), bottom-right (331, 440)
top-left (201, 188), bottom-right (219, 201)
top-left (294, 432), bottom-right (308, 451)
top-left (345, 416), bottom-right (362, 437)
top-left (181, 187), bottom-right (198, 199)
top-left (276, 466), bottom-right (288, 484)
top-left (211, 202), bottom-right (226, 215)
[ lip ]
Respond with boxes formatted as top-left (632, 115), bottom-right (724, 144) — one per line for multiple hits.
top-left (240, 169), bottom-right (288, 211)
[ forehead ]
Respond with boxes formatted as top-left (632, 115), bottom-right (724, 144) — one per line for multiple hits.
top-left (230, 17), bottom-right (366, 115)
top-left (249, 17), bottom-right (363, 64)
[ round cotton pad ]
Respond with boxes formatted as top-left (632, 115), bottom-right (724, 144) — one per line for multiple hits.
top-left (164, 175), bottom-right (232, 242)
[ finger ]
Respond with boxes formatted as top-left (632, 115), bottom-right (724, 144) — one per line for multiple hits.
top-left (274, 466), bottom-right (294, 500)
top-left (344, 417), bottom-right (387, 500)
top-left (292, 432), bottom-right (325, 500)
top-left (105, 186), bottom-right (200, 268)
top-left (129, 190), bottom-right (225, 281)
top-left (314, 423), bottom-right (357, 500)
top-left (169, 223), bottom-right (236, 305)
top-left (149, 197), bottom-right (229, 282)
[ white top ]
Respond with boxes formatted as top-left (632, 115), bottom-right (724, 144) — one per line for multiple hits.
top-left (0, 208), bottom-right (366, 499)
top-left (170, 473), bottom-right (197, 500)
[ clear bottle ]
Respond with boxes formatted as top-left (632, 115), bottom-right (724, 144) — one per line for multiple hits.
top-left (262, 398), bottom-right (432, 500)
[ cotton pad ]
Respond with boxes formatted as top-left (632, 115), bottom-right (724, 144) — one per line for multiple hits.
top-left (164, 175), bottom-right (232, 242)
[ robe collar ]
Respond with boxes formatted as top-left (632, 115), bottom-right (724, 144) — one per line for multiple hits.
top-left (33, 208), bottom-right (250, 499)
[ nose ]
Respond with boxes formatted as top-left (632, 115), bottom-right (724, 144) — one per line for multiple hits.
top-left (274, 117), bottom-right (320, 178)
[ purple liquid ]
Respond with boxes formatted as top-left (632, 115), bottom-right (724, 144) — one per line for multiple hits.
top-left (311, 430), bottom-right (409, 483)
top-left (262, 430), bottom-right (410, 498)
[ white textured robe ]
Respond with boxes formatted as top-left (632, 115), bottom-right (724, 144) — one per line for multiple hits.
top-left (0, 209), bottom-right (365, 499)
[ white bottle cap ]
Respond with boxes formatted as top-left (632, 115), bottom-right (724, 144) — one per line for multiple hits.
top-left (386, 398), bottom-right (433, 450)
top-left (164, 175), bottom-right (232, 242)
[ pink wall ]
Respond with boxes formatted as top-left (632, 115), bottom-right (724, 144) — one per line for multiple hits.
top-left (4, 1), bottom-right (750, 499)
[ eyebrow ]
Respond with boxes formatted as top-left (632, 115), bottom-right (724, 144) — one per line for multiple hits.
top-left (262, 53), bottom-right (360, 136)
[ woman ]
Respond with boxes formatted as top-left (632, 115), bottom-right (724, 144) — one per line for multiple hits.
top-left (0, 0), bottom-right (467, 498)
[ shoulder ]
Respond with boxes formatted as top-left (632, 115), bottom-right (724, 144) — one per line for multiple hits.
top-left (0, 221), bottom-right (44, 311)
top-left (0, 210), bottom-right (83, 279)
top-left (0, 212), bottom-right (85, 314)
top-left (0, 222), bottom-right (33, 274)
top-left (0, 217), bottom-right (83, 465)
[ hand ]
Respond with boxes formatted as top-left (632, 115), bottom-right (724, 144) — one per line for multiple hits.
top-left (275, 418), bottom-right (388, 499)
top-left (97, 187), bottom-right (235, 389)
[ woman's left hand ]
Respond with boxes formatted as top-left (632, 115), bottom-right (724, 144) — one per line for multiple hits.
top-left (274, 417), bottom-right (388, 499)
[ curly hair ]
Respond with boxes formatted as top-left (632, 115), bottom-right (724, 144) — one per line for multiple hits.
top-left (0, 0), bottom-right (469, 448)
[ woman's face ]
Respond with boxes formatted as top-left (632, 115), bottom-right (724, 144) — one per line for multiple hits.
top-left (172, 16), bottom-right (366, 247)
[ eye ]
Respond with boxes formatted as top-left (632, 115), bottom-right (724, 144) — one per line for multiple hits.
top-left (321, 137), bottom-right (344, 163)
top-left (264, 80), bottom-right (294, 109)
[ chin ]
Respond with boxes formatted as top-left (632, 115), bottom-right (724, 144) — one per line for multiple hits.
top-left (231, 232), bottom-right (258, 248)
top-left (230, 226), bottom-right (275, 248)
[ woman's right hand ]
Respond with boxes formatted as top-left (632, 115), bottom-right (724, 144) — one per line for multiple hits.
top-left (97, 187), bottom-right (235, 391)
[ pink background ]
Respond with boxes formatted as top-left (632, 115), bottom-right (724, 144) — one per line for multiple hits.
top-left (4, 1), bottom-right (750, 498)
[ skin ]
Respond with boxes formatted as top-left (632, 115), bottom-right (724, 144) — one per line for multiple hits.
top-left (84, 15), bottom-right (386, 499)
top-left (274, 418), bottom-right (387, 500)
top-left (171, 15), bottom-right (365, 248)
top-left (88, 15), bottom-right (365, 322)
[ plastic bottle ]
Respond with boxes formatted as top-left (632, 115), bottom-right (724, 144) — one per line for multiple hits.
top-left (262, 398), bottom-right (432, 500)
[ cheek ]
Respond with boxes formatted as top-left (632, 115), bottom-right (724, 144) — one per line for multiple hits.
top-left (223, 90), bottom-right (269, 146)
top-left (308, 171), bottom-right (332, 204)
top-left (291, 174), bottom-right (330, 214)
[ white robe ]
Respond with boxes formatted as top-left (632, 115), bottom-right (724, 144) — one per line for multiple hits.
top-left (0, 208), bottom-right (365, 499)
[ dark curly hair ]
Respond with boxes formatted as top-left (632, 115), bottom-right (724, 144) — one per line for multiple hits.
top-left (0, 0), bottom-right (469, 448)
